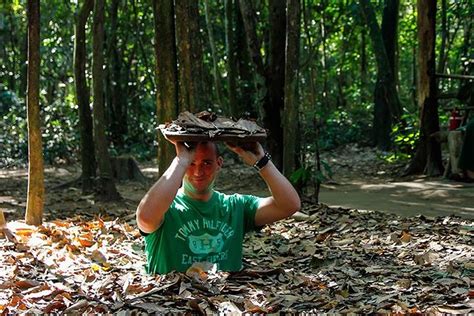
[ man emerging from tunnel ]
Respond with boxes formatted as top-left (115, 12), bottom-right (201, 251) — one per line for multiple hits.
top-left (136, 140), bottom-right (301, 274)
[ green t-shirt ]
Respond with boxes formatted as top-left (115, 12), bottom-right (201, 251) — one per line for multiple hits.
top-left (143, 190), bottom-right (261, 274)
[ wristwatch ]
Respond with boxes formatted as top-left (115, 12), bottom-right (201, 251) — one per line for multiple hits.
top-left (253, 152), bottom-right (271, 171)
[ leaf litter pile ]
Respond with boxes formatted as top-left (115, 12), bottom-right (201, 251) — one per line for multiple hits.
top-left (1, 204), bottom-right (473, 314)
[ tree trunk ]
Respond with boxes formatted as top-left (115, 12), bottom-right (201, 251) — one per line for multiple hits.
top-left (239, 0), bottom-right (266, 122)
top-left (74, 0), bottom-right (96, 194)
top-left (238, 0), bottom-right (265, 77)
top-left (238, 0), bottom-right (285, 169)
top-left (360, 27), bottom-right (369, 104)
top-left (92, 0), bottom-right (121, 200)
top-left (154, 0), bottom-right (179, 177)
top-left (106, 0), bottom-right (127, 150)
top-left (267, 0), bottom-right (286, 169)
top-left (283, 0), bottom-right (300, 178)
top-left (175, 0), bottom-right (205, 112)
top-left (336, 23), bottom-right (351, 109)
top-left (6, 11), bottom-right (18, 92)
top-left (405, 0), bottom-right (443, 176)
top-left (320, 7), bottom-right (329, 112)
top-left (381, 0), bottom-right (399, 83)
top-left (412, 43), bottom-right (417, 109)
top-left (234, 1), bottom-right (254, 116)
top-left (460, 8), bottom-right (472, 76)
top-left (378, 0), bottom-right (400, 150)
top-left (301, 0), bottom-right (318, 111)
top-left (225, 0), bottom-right (238, 116)
top-left (436, 0), bottom-right (447, 75)
top-left (25, 0), bottom-right (44, 225)
top-left (20, 28), bottom-right (28, 97)
top-left (359, 0), bottom-right (402, 150)
top-left (203, 0), bottom-right (225, 109)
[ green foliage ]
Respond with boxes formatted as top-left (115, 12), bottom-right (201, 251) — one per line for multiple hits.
top-left (123, 96), bottom-right (157, 160)
top-left (379, 112), bottom-right (420, 163)
top-left (41, 92), bottom-right (80, 164)
top-left (318, 107), bottom-right (373, 150)
top-left (290, 159), bottom-right (333, 187)
top-left (392, 114), bottom-right (419, 154)
top-left (0, 87), bottom-right (27, 167)
top-left (0, 0), bottom-right (472, 169)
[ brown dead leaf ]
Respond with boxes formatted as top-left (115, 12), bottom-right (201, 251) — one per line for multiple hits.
top-left (43, 300), bottom-right (66, 313)
top-left (91, 250), bottom-right (107, 264)
top-left (15, 279), bottom-right (40, 290)
top-left (24, 288), bottom-right (56, 300)
top-left (244, 299), bottom-right (266, 313)
top-left (186, 266), bottom-right (208, 281)
top-left (51, 220), bottom-right (71, 228)
top-left (77, 234), bottom-right (95, 247)
top-left (7, 295), bottom-right (28, 311)
top-left (396, 279), bottom-right (411, 289)
top-left (63, 299), bottom-right (89, 313)
top-left (414, 251), bottom-right (437, 265)
top-left (14, 228), bottom-right (34, 237)
top-left (400, 230), bottom-right (411, 243)
top-left (186, 262), bottom-right (217, 282)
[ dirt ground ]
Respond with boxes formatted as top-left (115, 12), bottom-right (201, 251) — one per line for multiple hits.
top-left (318, 145), bottom-right (474, 219)
top-left (0, 144), bottom-right (473, 221)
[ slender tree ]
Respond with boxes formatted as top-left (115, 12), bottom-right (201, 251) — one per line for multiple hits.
top-left (267, 1), bottom-right (286, 168)
top-left (437, 0), bottom-right (447, 75)
top-left (283, 0), bottom-right (300, 178)
top-left (25, 0), bottom-right (44, 225)
top-left (405, 0), bottom-right (443, 176)
top-left (239, 0), bottom-right (285, 169)
top-left (175, 0), bottom-right (205, 112)
top-left (154, 0), bottom-right (179, 177)
top-left (203, 0), bottom-right (224, 109)
top-left (225, 0), bottom-right (238, 116)
top-left (360, 27), bottom-right (369, 104)
top-left (106, 0), bottom-right (127, 150)
top-left (359, 0), bottom-right (402, 150)
top-left (74, 0), bottom-right (95, 194)
top-left (234, 1), bottom-right (254, 115)
top-left (92, 0), bottom-right (121, 200)
top-left (381, 0), bottom-right (400, 86)
top-left (320, 3), bottom-right (329, 112)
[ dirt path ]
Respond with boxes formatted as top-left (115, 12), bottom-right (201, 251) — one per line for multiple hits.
top-left (320, 179), bottom-right (474, 219)
top-left (318, 144), bottom-right (474, 219)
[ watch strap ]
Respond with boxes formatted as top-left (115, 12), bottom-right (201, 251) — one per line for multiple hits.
top-left (253, 152), bottom-right (271, 171)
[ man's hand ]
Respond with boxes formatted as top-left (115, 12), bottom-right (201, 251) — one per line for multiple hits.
top-left (165, 136), bottom-right (196, 166)
top-left (175, 142), bottom-right (197, 166)
top-left (225, 142), bottom-right (264, 166)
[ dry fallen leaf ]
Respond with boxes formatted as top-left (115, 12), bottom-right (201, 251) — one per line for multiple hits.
top-left (399, 230), bottom-right (411, 243)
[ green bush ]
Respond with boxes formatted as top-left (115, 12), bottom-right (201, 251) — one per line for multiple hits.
top-left (0, 88), bottom-right (28, 167)
top-left (318, 108), bottom-right (372, 150)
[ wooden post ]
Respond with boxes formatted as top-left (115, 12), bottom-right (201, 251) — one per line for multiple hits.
top-left (447, 130), bottom-right (464, 175)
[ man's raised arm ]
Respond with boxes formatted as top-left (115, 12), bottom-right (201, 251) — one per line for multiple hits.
top-left (226, 142), bottom-right (301, 226)
top-left (136, 142), bottom-right (193, 233)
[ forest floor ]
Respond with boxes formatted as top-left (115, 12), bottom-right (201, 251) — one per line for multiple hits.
top-left (0, 144), bottom-right (473, 313)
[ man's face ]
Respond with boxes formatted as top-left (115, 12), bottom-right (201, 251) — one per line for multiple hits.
top-left (183, 142), bottom-right (223, 195)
